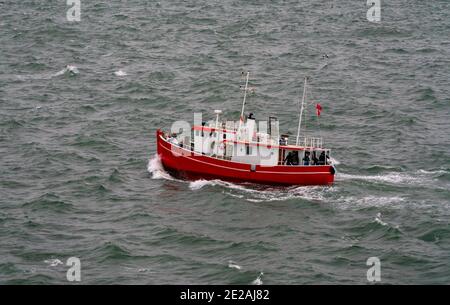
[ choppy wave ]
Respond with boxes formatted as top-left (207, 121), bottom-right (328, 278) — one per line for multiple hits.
top-left (252, 272), bottom-right (264, 285)
top-left (3, 0), bottom-right (450, 285)
top-left (374, 213), bottom-right (388, 226)
top-left (53, 65), bottom-right (79, 77)
top-left (114, 70), bottom-right (128, 77)
top-left (147, 155), bottom-right (175, 180)
top-left (44, 259), bottom-right (63, 267)
top-left (228, 261), bottom-right (242, 270)
top-left (16, 64), bottom-right (80, 81)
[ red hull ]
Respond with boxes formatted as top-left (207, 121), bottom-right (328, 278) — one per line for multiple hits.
top-left (156, 130), bottom-right (335, 186)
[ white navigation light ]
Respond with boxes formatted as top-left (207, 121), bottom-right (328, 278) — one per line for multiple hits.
top-left (214, 110), bottom-right (222, 114)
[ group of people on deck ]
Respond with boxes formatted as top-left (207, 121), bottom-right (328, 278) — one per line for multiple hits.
top-left (283, 150), bottom-right (330, 166)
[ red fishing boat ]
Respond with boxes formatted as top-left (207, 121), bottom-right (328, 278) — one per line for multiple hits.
top-left (156, 73), bottom-right (336, 186)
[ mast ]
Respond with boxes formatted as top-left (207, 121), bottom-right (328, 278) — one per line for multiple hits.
top-left (296, 76), bottom-right (307, 146)
top-left (239, 72), bottom-right (250, 128)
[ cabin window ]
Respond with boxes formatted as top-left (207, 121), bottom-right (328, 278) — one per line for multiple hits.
top-left (246, 144), bottom-right (251, 155)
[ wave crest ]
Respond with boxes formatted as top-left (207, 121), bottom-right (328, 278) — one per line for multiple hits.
top-left (147, 155), bottom-right (174, 180)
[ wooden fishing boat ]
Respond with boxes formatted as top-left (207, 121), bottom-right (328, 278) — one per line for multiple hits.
top-left (156, 73), bottom-right (336, 185)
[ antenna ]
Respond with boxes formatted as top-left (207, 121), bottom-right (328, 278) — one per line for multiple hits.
top-left (296, 76), bottom-right (308, 146)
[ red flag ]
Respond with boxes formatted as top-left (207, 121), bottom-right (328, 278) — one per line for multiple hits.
top-left (316, 103), bottom-right (322, 116)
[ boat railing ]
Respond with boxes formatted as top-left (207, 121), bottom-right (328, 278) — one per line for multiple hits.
top-left (301, 137), bottom-right (323, 148)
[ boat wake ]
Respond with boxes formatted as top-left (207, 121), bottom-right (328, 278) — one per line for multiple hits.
top-left (336, 168), bottom-right (448, 189)
top-left (337, 172), bottom-right (423, 185)
top-left (147, 155), bottom-right (448, 207)
top-left (189, 178), bottom-right (334, 203)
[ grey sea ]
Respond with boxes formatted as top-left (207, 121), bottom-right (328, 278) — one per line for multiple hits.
top-left (1, 0), bottom-right (449, 285)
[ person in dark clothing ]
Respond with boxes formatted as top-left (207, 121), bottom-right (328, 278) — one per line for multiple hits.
top-left (284, 151), bottom-right (299, 166)
top-left (311, 151), bottom-right (319, 165)
top-left (248, 113), bottom-right (255, 120)
top-left (318, 151), bottom-right (326, 165)
top-left (291, 151), bottom-right (299, 165)
top-left (303, 151), bottom-right (311, 165)
top-left (284, 151), bottom-right (294, 165)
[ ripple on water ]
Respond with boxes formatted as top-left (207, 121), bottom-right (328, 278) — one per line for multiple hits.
top-left (22, 193), bottom-right (74, 213)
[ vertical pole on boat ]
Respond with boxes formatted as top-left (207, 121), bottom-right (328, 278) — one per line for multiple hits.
top-left (296, 76), bottom-right (307, 146)
top-left (215, 110), bottom-right (221, 129)
top-left (239, 72), bottom-right (250, 129)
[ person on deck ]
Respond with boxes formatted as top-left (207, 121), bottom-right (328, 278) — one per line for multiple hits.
top-left (303, 151), bottom-right (311, 165)
top-left (312, 151), bottom-right (319, 165)
top-left (167, 133), bottom-right (179, 146)
top-left (291, 151), bottom-right (299, 165)
top-left (284, 151), bottom-right (299, 165)
top-left (284, 151), bottom-right (294, 165)
top-left (318, 151), bottom-right (328, 165)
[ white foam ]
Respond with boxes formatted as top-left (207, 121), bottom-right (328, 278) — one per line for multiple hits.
top-left (241, 185), bottom-right (332, 203)
top-left (337, 172), bottom-right (424, 185)
top-left (252, 272), bottom-right (264, 285)
top-left (374, 213), bottom-right (388, 226)
top-left (189, 179), bottom-right (257, 192)
top-left (417, 169), bottom-right (447, 175)
top-left (114, 70), bottom-right (127, 77)
top-left (189, 179), bottom-right (218, 190)
top-left (53, 65), bottom-right (79, 77)
top-left (336, 195), bottom-right (405, 210)
top-left (66, 65), bottom-right (79, 74)
top-left (189, 178), bottom-right (334, 203)
top-left (228, 261), bottom-right (242, 270)
top-left (330, 157), bottom-right (340, 165)
top-left (147, 154), bottom-right (174, 180)
top-left (44, 258), bottom-right (63, 267)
